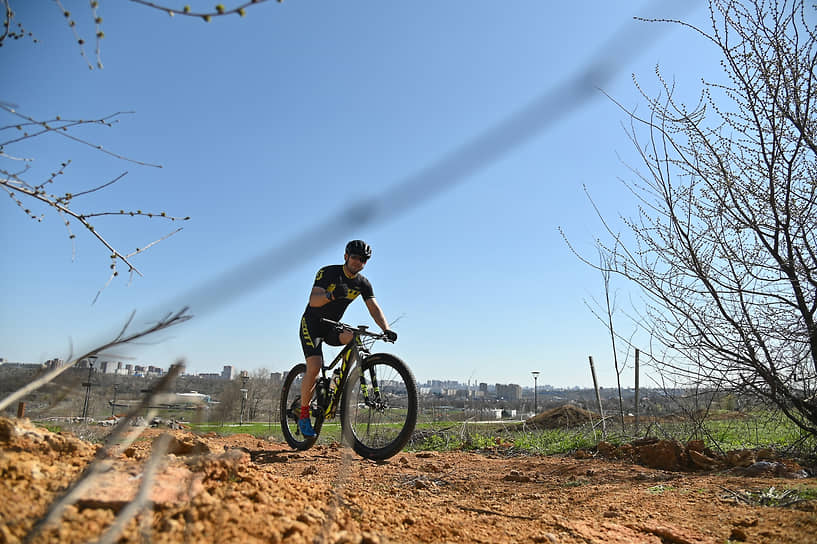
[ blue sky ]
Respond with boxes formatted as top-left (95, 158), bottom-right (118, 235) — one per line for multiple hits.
top-left (1, 1), bottom-right (718, 388)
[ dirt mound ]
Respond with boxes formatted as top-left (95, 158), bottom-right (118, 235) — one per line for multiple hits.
top-left (526, 404), bottom-right (598, 428)
top-left (587, 438), bottom-right (811, 476)
top-left (2, 416), bottom-right (817, 543)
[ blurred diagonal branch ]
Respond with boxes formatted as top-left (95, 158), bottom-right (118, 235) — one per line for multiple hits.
top-left (24, 362), bottom-right (185, 542)
top-left (0, 308), bottom-right (192, 412)
top-left (95, 433), bottom-right (173, 544)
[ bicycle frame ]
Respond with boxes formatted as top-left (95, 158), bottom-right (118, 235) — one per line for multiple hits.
top-left (319, 324), bottom-right (385, 419)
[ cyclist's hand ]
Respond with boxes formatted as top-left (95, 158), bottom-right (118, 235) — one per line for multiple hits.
top-left (331, 283), bottom-right (349, 300)
top-left (384, 329), bottom-right (397, 342)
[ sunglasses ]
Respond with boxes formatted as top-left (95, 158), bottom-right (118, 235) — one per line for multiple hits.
top-left (350, 254), bottom-right (369, 263)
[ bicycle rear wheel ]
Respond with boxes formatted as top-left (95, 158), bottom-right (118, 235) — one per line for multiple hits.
top-left (280, 363), bottom-right (324, 450)
top-left (341, 353), bottom-right (418, 460)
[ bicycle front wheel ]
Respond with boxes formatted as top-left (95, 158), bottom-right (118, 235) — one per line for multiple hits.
top-left (280, 363), bottom-right (324, 450)
top-left (341, 353), bottom-right (418, 460)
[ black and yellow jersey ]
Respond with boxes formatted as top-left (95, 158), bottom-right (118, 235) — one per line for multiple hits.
top-left (303, 264), bottom-right (374, 323)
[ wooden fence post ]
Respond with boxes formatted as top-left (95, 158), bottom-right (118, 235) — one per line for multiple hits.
top-left (588, 356), bottom-right (606, 438)
top-left (634, 349), bottom-right (640, 437)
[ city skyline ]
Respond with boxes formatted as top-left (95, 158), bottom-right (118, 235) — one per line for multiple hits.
top-left (0, 357), bottom-right (634, 392)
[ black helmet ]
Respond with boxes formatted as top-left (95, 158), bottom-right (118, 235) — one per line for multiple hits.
top-left (345, 240), bottom-right (372, 259)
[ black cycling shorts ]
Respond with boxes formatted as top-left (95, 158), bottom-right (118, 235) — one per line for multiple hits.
top-left (299, 315), bottom-right (342, 359)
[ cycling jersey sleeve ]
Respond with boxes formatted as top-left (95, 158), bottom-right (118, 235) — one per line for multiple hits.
top-left (313, 267), bottom-right (332, 290)
top-left (360, 277), bottom-right (375, 300)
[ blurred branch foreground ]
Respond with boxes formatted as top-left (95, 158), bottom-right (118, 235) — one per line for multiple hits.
top-left (1, 308), bottom-right (193, 543)
top-left (0, 307), bottom-right (192, 413)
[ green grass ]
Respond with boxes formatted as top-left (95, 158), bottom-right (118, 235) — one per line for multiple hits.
top-left (193, 422), bottom-right (281, 437)
top-left (187, 409), bottom-right (816, 458)
top-left (191, 420), bottom-right (348, 442)
top-left (406, 422), bottom-right (601, 454)
top-left (617, 411), bottom-right (817, 456)
top-left (36, 422), bottom-right (63, 434)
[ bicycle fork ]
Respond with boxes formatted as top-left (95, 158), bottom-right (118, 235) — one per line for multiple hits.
top-left (359, 366), bottom-right (386, 411)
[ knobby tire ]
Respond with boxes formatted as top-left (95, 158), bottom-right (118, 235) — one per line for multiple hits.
top-left (280, 363), bottom-right (324, 450)
top-left (340, 353), bottom-right (418, 460)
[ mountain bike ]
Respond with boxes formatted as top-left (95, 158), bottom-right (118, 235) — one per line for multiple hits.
top-left (280, 318), bottom-right (418, 460)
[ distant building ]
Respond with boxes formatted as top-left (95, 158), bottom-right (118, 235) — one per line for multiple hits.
top-left (99, 360), bottom-right (126, 375)
top-left (495, 383), bottom-right (522, 401)
top-left (455, 388), bottom-right (470, 399)
top-left (270, 372), bottom-right (283, 386)
top-left (221, 365), bottom-right (235, 380)
top-left (45, 358), bottom-right (64, 369)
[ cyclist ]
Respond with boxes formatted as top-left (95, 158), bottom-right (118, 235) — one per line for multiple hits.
top-left (297, 239), bottom-right (398, 437)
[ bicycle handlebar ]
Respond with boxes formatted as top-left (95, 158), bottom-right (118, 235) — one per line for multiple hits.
top-left (320, 318), bottom-right (394, 342)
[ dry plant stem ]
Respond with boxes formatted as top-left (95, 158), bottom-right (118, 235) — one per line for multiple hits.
top-left (7, 177), bottom-right (145, 276)
top-left (94, 433), bottom-right (174, 544)
top-left (92, 226), bottom-right (184, 303)
top-left (52, 0), bottom-right (92, 70)
top-left (0, 105), bottom-right (160, 167)
top-left (24, 363), bottom-right (185, 543)
top-left (0, 307), bottom-right (192, 412)
top-left (1, 1), bottom-right (12, 43)
top-left (128, 0), bottom-right (277, 18)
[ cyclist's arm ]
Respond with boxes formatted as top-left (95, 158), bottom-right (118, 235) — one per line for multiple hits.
top-left (364, 298), bottom-right (390, 332)
top-left (308, 286), bottom-right (332, 308)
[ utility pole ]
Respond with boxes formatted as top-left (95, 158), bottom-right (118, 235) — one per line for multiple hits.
top-left (81, 355), bottom-right (98, 421)
top-left (111, 383), bottom-right (120, 417)
top-left (531, 371), bottom-right (540, 415)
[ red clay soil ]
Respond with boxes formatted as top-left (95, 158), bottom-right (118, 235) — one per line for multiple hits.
top-left (2, 416), bottom-right (817, 544)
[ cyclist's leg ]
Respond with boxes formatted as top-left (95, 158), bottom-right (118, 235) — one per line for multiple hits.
top-left (298, 316), bottom-right (325, 436)
top-left (297, 316), bottom-right (352, 413)
top-left (298, 356), bottom-right (321, 437)
top-left (300, 354), bottom-right (322, 412)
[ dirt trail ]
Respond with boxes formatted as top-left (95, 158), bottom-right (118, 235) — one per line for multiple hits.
top-left (2, 417), bottom-right (817, 543)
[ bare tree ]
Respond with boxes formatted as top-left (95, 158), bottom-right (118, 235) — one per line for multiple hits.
top-left (567, 0), bottom-right (817, 434)
top-left (1, 0), bottom-right (278, 296)
top-left (246, 367), bottom-right (273, 421)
